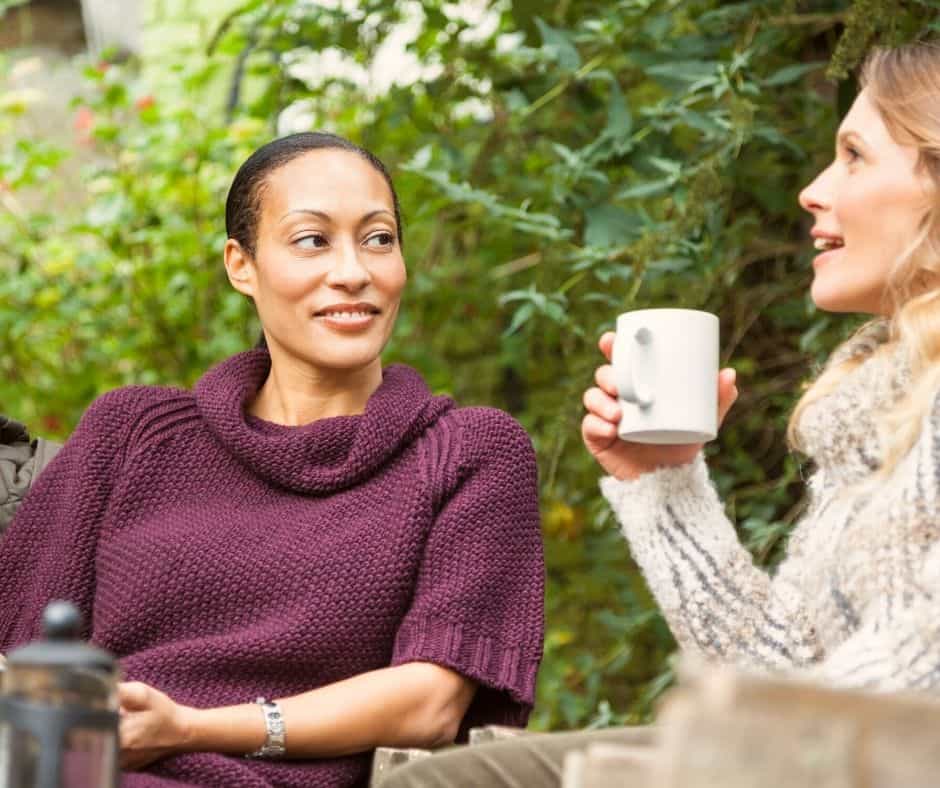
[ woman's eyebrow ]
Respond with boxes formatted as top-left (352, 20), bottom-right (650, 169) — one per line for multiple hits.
top-left (280, 208), bottom-right (332, 223)
top-left (837, 130), bottom-right (868, 149)
top-left (360, 209), bottom-right (396, 224)
top-left (279, 209), bottom-right (394, 224)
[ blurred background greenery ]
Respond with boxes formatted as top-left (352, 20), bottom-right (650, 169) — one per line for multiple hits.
top-left (1, 0), bottom-right (938, 730)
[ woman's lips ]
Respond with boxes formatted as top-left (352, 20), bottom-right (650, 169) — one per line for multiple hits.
top-left (811, 233), bottom-right (844, 269)
top-left (812, 246), bottom-right (845, 269)
top-left (313, 310), bottom-right (378, 332)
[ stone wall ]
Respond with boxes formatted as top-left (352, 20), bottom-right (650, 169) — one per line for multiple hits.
top-left (1, 0), bottom-right (143, 56)
top-left (0, 0), bottom-right (85, 53)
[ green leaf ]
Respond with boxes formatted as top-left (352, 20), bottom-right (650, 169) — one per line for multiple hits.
top-left (617, 178), bottom-right (674, 200)
top-left (645, 59), bottom-right (717, 84)
top-left (534, 17), bottom-right (581, 71)
top-left (647, 257), bottom-right (692, 273)
top-left (584, 204), bottom-right (642, 248)
top-left (605, 79), bottom-right (632, 139)
top-left (503, 302), bottom-right (535, 336)
top-left (646, 157), bottom-right (682, 177)
top-left (763, 62), bottom-right (825, 87)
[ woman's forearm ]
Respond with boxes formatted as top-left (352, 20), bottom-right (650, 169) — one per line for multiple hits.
top-left (601, 455), bottom-right (820, 670)
top-left (181, 661), bottom-right (476, 758)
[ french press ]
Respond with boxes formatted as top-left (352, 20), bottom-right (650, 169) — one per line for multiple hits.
top-left (0, 601), bottom-right (119, 788)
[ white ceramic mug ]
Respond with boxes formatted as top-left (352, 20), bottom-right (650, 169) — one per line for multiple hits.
top-left (612, 309), bottom-right (719, 444)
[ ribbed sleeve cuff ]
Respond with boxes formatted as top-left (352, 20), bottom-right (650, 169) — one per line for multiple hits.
top-left (391, 616), bottom-right (538, 711)
top-left (599, 452), bottom-right (711, 517)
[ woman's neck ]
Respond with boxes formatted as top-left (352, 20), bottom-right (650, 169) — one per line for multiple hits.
top-left (248, 350), bottom-right (384, 426)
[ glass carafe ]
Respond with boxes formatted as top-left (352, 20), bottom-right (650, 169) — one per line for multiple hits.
top-left (0, 601), bottom-right (119, 788)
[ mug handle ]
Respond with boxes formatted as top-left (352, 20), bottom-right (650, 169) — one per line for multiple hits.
top-left (616, 327), bottom-right (654, 409)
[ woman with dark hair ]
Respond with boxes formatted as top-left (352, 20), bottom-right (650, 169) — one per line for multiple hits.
top-left (0, 132), bottom-right (545, 787)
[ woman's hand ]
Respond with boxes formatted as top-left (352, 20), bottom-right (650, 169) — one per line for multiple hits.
top-left (582, 331), bottom-right (738, 480)
top-left (118, 681), bottom-right (195, 770)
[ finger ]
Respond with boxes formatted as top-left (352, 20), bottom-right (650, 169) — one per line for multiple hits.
top-left (593, 364), bottom-right (618, 398)
top-left (598, 332), bottom-right (615, 362)
top-left (119, 715), bottom-right (140, 750)
top-left (118, 682), bottom-right (150, 711)
top-left (717, 368), bottom-right (739, 426)
top-left (582, 413), bottom-right (619, 447)
top-left (582, 386), bottom-right (621, 424)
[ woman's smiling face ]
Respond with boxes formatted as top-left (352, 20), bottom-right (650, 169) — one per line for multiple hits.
top-left (799, 88), bottom-right (932, 315)
top-left (225, 148), bottom-right (406, 373)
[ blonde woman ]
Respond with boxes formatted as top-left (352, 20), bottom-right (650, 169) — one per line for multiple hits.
top-left (583, 41), bottom-right (940, 690)
top-left (383, 40), bottom-right (940, 788)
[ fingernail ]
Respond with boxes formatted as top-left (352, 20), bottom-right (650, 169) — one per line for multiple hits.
top-left (728, 368), bottom-right (736, 385)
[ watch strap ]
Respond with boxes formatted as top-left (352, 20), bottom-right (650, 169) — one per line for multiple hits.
top-left (245, 697), bottom-right (286, 758)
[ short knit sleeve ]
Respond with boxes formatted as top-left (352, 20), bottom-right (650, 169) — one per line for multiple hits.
top-left (391, 407), bottom-right (544, 733)
top-left (0, 387), bottom-right (150, 650)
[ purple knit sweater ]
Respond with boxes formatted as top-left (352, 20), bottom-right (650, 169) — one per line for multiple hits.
top-left (0, 350), bottom-right (544, 788)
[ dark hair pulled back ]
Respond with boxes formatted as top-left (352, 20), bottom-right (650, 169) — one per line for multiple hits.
top-left (225, 131), bottom-right (404, 259)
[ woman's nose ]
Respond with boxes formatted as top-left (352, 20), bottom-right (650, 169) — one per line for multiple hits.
top-left (325, 241), bottom-right (371, 291)
top-left (798, 165), bottom-right (833, 215)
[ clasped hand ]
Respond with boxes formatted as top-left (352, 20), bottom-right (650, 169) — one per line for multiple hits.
top-left (581, 332), bottom-right (739, 480)
top-left (119, 681), bottom-right (195, 770)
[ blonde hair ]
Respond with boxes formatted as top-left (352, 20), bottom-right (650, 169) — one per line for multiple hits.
top-left (788, 42), bottom-right (940, 475)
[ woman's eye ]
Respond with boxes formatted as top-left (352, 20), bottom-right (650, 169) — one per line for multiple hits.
top-left (296, 234), bottom-right (328, 249)
top-left (365, 232), bottom-right (394, 248)
top-left (845, 146), bottom-right (862, 163)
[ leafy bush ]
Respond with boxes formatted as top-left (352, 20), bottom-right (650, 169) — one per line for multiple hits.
top-left (1, 0), bottom-right (936, 728)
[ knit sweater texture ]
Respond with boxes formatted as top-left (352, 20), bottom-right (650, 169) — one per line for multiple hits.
top-left (601, 321), bottom-right (940, 691)
top-left (0, 350), bottom-right (545, 788)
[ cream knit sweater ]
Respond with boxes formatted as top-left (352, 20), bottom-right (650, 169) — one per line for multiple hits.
top-left (601, 323), bottom-right (940, 691)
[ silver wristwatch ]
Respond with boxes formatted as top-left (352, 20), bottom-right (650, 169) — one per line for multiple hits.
top-left (246, 697), bottom-right (287, 759)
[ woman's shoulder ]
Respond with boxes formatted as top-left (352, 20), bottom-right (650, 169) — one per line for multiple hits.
top-left (830, 319), bottom-right (891, 360)
top-left (77, 384), bottom-right (195, 449)
top-left (429, 405), bottom-right (536, 481)
top-left (84, 384), bottom-right (191, 422)
top-left (420, 405), bottom-right (540, 530)
top-left (438, 405), bottom-right (533, 451)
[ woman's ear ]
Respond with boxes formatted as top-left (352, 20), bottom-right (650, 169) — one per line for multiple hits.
top-left (224, 238), bottom-right (256, 298)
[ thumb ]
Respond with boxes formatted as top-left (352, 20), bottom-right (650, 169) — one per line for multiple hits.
top-left (118, 681), bottom-right (151, 712)
top-left (717, 367), bottom-right (738, 426)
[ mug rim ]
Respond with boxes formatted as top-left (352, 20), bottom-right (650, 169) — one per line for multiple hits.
top-left (618, 427), bottom-right (718, 444)
top-left (616, 308), bottom-right (717, 319)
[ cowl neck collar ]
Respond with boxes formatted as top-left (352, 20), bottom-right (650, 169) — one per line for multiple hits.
top-left (795, 321), bottom-right (911, 483)
top-left (194, 350), bottom-right (453, 495)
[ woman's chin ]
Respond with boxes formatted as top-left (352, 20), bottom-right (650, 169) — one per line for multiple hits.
top-left (810, 291), bottom-right (846, 313)
top-left (810, 285), bottom-right (880, 315)
top-left (306, 350), bottom-right (384, 372)
top-left (268, 333), bottom-right (383, 372)
top-left (303, 340), bottom-right (386, 372)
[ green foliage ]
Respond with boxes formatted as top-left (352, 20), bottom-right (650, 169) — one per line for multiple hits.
top-left (1, 0), bottom-right (937, 728)
top-left (828, 0), bottom-right (940, 79)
